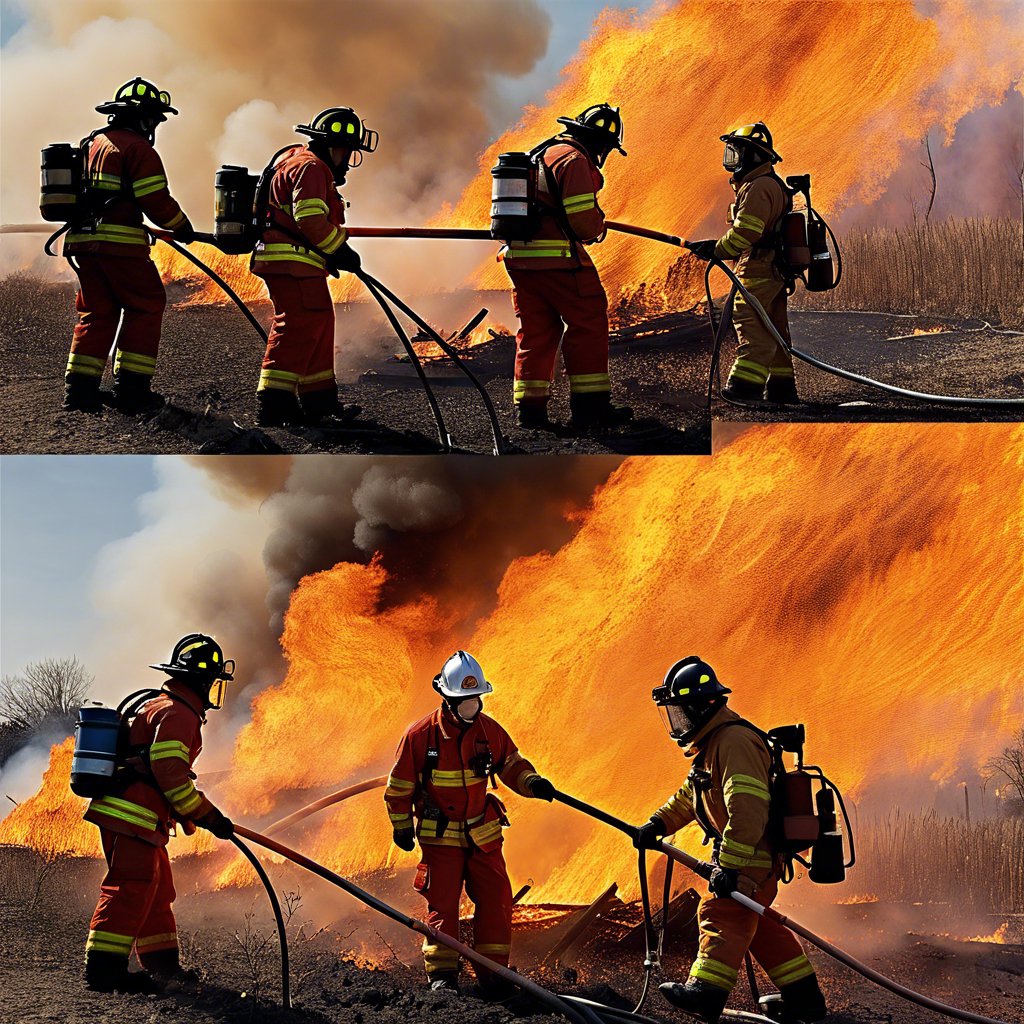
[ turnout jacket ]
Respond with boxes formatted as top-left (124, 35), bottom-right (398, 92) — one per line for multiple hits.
top-left (84, 681), bottom-right (215, 847)
top-left (503, 138), bottom-right (606, 271)
top-left (385, 706), bottom-right (542, 852)
top-left (652, 706), bottom-right (775, 886)
top-left (64, 128), bottom-right (190, 258)
top-left (251, 145), bottom-right (348, 277)
top-left (714, 163), bottom-right (789, 280)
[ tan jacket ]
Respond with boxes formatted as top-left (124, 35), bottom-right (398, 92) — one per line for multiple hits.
top-left (653, 705), bottom-right (775, 886)
top-left (714, 163), bottom-right (789, 280)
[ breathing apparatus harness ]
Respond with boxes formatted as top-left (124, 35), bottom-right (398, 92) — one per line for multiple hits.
top-left (686, 720), bottom-right (855, 885)
top-left (70, 686), bottom-right (202, 801)
top-left (489, 135), bottom-right (601, 264)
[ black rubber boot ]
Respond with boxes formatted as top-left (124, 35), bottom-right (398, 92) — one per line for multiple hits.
top-left (137, 947), bottom-right (200, 986)
top-left (63, 374), bottom-right (103, 413)
top-left (568, 392), bottom-right (633, 431)
top-left (720, 377), bottom-right (765, 403)
top-left (84, 950), bottom-right (162, 994)
top-left (515, 399), bottom-right (555, 431)
top-left (428, 971), bottom-right (460, 994)
top-left (658, 979), bottom-right (730, 1023)
top-left (763, 375), bottom-right (800, 404)
top-left (299, 388), bottom-right (362, 426)
top-left (477, 973), bottom-right (517, 1003)
top-left (775, 974), bottom-right (828, 1023)
top-left (113, 370), bottom-right (164, 414)
top-left (256, 388), bottom-right (304, 427)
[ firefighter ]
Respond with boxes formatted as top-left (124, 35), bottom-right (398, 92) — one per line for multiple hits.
top-left (634, 657), bottom-right (827, 1024)
top-left (249, 107), bottom-right (374, 427)
top-left (384, 650), bottom-right (555, 996)
top-left (688, 123), bottom-right (799, 404)
top-left (63, 78), bottom-right (195, 414)
top-left (502, 104), bottom-right (633, 432)
top-left (83, 634), bottom-right (235, 993)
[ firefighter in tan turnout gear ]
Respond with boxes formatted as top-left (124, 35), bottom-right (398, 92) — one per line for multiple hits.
top-left (633, 658), bottom-right (827, 1024)
top-left (502, 104), bottom-right (633, 431)
top-left (384, 651), bottom-right (555, 997)
top-left (688, 123), bottom-right (799, 404)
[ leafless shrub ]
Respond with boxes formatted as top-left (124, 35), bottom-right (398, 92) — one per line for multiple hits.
top-left (983, 727), bottom-right (1024, 814)
top-left (0, 658), bottom-right (92, 732)
top-left (790, 216), bottom-right (1024, 328)
top-left (233, 901), bottom-right (278, 1013)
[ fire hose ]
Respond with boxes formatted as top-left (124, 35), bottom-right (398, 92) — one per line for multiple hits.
top-left (550, 788), bottom-right (1011, 1024)
top-left (345, 222), bottom-right (1024, 409)
top-left (229, 824), bottom-right (607, 1024)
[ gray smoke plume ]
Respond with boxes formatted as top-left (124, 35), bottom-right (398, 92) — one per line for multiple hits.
top-left (87, 456), bottom-right (622, 738)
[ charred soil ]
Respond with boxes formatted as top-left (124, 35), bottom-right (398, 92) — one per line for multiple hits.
top-left (2, 846), bottom-right (1022, 1024)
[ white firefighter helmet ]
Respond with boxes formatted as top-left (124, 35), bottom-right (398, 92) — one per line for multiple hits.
top-left (433, 650), bottom-right (494, 699)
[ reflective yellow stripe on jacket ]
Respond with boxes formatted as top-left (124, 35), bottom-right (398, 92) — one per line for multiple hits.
top-left (253, 242), bottom-right (326, 269)
top-left (89, 795), bottom-right (161, 831)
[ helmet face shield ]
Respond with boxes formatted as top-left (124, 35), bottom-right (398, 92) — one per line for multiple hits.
top-left (206, 678), bottom-right (228, 711)
top-left (723, 141), bottom-right (743, 172)
top-left (658, 702), bottom-right (698, 741)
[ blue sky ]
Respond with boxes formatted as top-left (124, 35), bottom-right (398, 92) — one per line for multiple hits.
top-left (0, 457), bottom-right (155, 675)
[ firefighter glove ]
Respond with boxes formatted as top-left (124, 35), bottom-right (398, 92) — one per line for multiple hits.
top-left (708, 866), bottom-right (740, 898)
top-left (173, 219), bottom-right (196, 245)
top-left (686, 239), bottom-right (717, 262)
top-left (329, 243), bottom-right (361, 273)
top-left (195, 807), bottom-right (234, 839)
top-left (633, 817), bottom-right (667, 850)
top-left (529, 776), bottom-right (556, 801)
top-left (393, 827), bottom-right (416, 851)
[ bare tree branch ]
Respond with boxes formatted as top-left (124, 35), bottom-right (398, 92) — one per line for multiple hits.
top-left (920, 133), bottom-right (937, 224)
top-left (0, 657), bottom-right (93, 730)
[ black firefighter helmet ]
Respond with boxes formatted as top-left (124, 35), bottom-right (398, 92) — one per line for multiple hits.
top-left (96, 77), bottom-right (178, 122)
top-left (296, 107), bottom-right (378, 157)
top-left (150, 633), bottom-right (234, 710)
top-left (557, 103), bottom-right (627, 167)
top-left (720, 121), bottom-right (782, 174)
top-left (652, 656), bottom-right (730, 745)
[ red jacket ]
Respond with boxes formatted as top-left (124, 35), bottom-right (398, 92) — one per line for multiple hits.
top-left (64, 128), bottom-right (189, 258)
top-left (385, 706), bottom-right (541, 852)
top-left (251, 145), bottom-right (348, 277)
top-left (84, 681), bottom-right (216, 847)
top-left (502, 138), bottom-right (606, 272)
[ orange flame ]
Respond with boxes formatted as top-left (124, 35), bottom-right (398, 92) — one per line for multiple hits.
top-left (5, 425), bottom-right (1023, 904)
top-left (439, 0), bottom-right (1023, 308)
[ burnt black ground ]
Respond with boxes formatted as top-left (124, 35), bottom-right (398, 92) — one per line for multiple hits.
top-left (2, 846), bottom-right (1021, 1024)
top-left (3, 275), bottom-right (1021, 456)
top-left (0, 276), bottom-right (708, 456)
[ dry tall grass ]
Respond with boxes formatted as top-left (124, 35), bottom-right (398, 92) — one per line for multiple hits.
top-left (791, 216), bottom-right (1024, 328)
top-left (854, 810), bottom-right (1024, 912)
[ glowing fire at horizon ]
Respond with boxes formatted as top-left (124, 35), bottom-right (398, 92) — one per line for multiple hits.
top-left (3, 425), bottom-right (1022, 906)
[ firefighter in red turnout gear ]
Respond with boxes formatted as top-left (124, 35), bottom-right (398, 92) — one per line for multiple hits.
top-left (249, 107), bottom-right (375, 427)
top-left (83, 634), bottom-right (235, 993)
top-left (384, 651), bottom-right (555, 996)
top-left (62, 79), bottom-right (195, 414)
top-left (503, 104), bottom-right (633, 431)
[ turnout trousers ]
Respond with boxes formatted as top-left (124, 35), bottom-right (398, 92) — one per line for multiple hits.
top-left (86, 828), bottom-right (178, 967)
top-left (507, 265), bottom-right (610, 407)
top-left (690, 876), bottom-right (815, 993)
top-left (726, 271), bottom-right (795, 392)
top-left (257, 274), bottom-right (337, 397)
top-left (66, 254), bottom-right (166, 382)
top-left (414, 843), bottom-right (514, 980)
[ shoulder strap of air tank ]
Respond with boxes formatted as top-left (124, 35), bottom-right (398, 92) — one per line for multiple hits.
top-left (531, 139), bottom-right (584, 264)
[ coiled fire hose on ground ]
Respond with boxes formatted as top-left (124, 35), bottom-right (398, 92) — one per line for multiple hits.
top-left (550, 788), bottom-right (1011, 1024)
